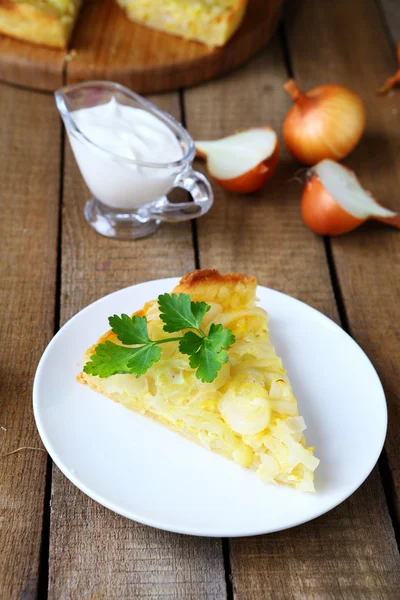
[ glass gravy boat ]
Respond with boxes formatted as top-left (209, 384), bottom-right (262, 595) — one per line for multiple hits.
top-left (55, 81), bottom-right (213, 240)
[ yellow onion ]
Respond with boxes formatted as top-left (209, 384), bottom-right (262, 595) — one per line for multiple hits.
top-left (283, 79), bottom-right (366, 165)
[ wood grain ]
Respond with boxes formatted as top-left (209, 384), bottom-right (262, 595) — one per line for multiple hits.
top-left (0, 85), bottom-right (60, 598)
top-left (0, 0), bottom-right (282, 94)
top-left (48, 93), bottom-right (227, 599)
top-left (285, 0), bottom-right (400, 526)
top-left (0, 33), bottom-right (64, 90)
top-left (184, 36), bottom-right (400, 599)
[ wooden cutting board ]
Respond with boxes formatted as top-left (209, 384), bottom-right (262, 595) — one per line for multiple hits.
top-left (0, 0), bottom-right (282, 93)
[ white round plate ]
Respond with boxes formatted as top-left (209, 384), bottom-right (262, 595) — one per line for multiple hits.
top-left (33, 278), bottom-right (387, 537)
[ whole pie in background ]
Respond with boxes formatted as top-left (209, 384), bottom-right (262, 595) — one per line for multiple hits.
top-left (0, 0), bottom-right (248, 48)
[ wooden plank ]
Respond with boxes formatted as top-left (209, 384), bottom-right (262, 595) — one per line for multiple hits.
top-left (184, 37), bottom-right (400, 599)
top-left (48, 93), bottom-right (227, 599)
top-left (285, 0), bottom-right (400, 525)
top-left (0, 85), bottom-right (60, 598)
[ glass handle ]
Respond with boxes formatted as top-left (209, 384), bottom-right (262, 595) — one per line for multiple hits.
top-left (147, 168), bottom-right (214, 222)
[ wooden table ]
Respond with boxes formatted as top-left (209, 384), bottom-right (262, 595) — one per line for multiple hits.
top-left (1, 0), bottom-right (400, 597)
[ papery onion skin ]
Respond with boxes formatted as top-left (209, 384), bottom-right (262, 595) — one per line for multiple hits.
top-left (213, 143), bottom-right (279, 193)
top-left (377, 42), bottom-right (400, 95)
top-left (283, 81), bottom-right (366, 166)
top-left (301, 173), bottom-right (364, 235)
top-left (375, 214), bottom-right (400, 228)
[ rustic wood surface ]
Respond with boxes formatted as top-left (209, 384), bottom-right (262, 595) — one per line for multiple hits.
top-left (0, 85), bottom-right (60, 598)
top-left (1, 0), bottom-right (400, 598)
top-left (286, 0), bottom-right (400, 525)
top-left (0, 0), bottom-right (282, 93)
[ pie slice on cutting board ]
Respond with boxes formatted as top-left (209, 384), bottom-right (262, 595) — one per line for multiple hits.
top-left (116, 0), bottom-right (248, 47)
top-left (0, 0), bottom-right (82, 48)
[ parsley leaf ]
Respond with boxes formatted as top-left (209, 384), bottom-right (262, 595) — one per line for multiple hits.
top-left (207, 323), bottom-right (236, 352)
top-left (158, 293), bottom-right (210, 333)
top-left (189, 344), bottom-right (229, 384)
top-left (108, 314), bottom-right (151, 345)
top-left (178, 331), bottom-right (204, 355)
top-left (180, 323), bottom-right (236, 383)
top-left (83, 340), bottom-right (162, 378)
top-left (83, 294), bottom-right (235, 383)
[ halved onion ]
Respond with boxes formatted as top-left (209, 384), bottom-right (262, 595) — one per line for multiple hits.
top-left (195, 127), bottom-right (279, 193)
top-left (302, 159), bottom-right (400, 236)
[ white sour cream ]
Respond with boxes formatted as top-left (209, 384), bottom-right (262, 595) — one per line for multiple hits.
top-left (68, 98), bottom-right (184, 210)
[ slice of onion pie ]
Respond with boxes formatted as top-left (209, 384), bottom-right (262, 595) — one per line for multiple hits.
top-left (78, 270), bottom-right (319, 491)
